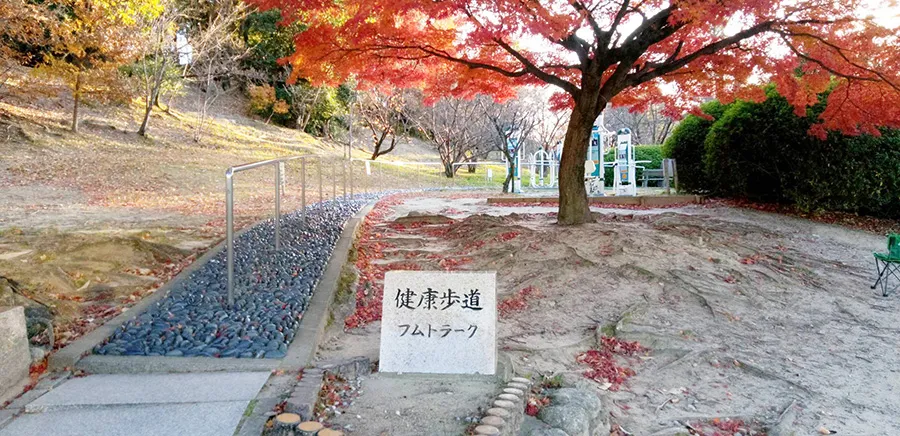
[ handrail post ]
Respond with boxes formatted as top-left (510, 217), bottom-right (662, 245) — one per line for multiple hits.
top-left (349, 160), bottom-right (354, 197)
top-left (275, 162), bottom-right (282, 251)
top-left (342, 161), bottom-right (347, 200)
top-left (301, 159), bottom-right (307, 221)
top-left (226, 169), bottom-right (235, 307)
top-left (318, 159), bottom-right (323, 203)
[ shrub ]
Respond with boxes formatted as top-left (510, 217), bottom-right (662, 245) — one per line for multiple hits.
top-left (680, 86), bottom-right (900, 218)
top-left (702, 89), bottom-right (810, 201)
top-left (662, 101), bottom-right (727, 193)
top-left (788, 130), bottom-right (900, 217)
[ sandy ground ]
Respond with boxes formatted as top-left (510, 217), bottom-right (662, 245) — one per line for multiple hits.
top-left (318, 193), bottom-right (898, 436)
top-left (328, 373), bottom-right (495, 435)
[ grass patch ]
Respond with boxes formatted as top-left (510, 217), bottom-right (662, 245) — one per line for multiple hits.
top-left (243, 399), bottom-right (258, 418)
top-left (540, 373), bottom-right (564, 389)
top-left (335, 267), bottom-right (357, 305)
top-left (325, 310), bottom-right (335, 329)
top-left (601, 322), bottom-right (617, 338)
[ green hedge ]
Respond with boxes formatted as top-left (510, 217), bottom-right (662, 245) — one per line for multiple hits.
top-left (663, 87), bottom-right (900, 218)
top-left (661, 101), bottom-right (726, 192)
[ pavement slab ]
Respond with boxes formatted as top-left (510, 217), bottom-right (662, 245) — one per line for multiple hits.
top-left (1, 372), bottom-right (271, 436)
top-left (1, 401), bottom-right (249, 436)
top-left (25, 372), bottom-right (270, 411)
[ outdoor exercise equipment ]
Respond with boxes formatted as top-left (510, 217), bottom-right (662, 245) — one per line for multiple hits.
top-left (529, 148), bottom-right (558, 188)
top-left (586, 110), bottom-right (615, 196)
top-left (872, 233), bottom-right (900, 296)
top-left (613, 128), bottom-right (637, 196)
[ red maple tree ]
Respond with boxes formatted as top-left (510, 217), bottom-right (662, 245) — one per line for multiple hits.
top-left (249, 0), bottom-right (900, 224)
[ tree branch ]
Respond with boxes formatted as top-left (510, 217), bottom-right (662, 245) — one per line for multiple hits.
top-left (625, 20), bottom-right (776, 86)
top-left (492, 37), bottom-right (580, 96)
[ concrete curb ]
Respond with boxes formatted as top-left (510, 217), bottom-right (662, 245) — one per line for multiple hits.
top-left (49, 223), bottom-right (253, 372)
top-left (278, 202), bottom-right (374, 372)
top-left (52, 201), bottom-right (373, 374)
top-left (74, 355), bottom-right (279, 374)
top-left (486, 194), bottom-right (704, 206)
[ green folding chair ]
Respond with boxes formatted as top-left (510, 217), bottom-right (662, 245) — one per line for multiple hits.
top-left (872, 233), bottom-right (900, 297)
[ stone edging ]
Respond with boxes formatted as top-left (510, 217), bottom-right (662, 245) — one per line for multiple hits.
top-left (473, 376), bottom-right (533, 436)
top-left (486, 195), bottom-right (704, 206)
top-left (284, 357), bottom-right (371, 421)
top-left (48, 222), bottom-right (257, 372)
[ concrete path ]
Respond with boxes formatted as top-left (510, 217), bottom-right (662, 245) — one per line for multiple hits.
top-left (0, 372), bottom-right (270, 436)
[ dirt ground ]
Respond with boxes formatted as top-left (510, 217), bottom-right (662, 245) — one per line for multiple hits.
top-left (318, 193), bottom-right (899, 436)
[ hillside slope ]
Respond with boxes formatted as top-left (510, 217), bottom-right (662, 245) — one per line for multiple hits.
top-left (0, 75), bottom-right (440, 356)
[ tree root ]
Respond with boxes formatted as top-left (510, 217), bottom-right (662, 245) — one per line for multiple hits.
top-left (732, 357), bottom-right (813, 395)
top-left (669, 271), bottom-right (717, 318)
top-left (562, 244), bottom-right (597, 266)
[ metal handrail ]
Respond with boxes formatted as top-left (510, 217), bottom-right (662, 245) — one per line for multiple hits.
top-left (225, 156), bottom-right (505, 305)
top-left (225, 154), bottom-right (334, 306)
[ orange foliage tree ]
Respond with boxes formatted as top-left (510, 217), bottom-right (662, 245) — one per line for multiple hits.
top-left (27, 1), bottom-right (161, 132)
top-left (0, 1), bottom-right (53, 96)
top-left (250, 0), bottom-right (900, 224)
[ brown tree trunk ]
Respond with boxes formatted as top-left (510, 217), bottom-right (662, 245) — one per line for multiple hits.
top-left (503, 160), bottom-right (515, 193)
top-left (556, 99), bottom-right (595, 225)
top-left (138, 95), bottom-right (153, 136)
top-left (71, 72), bottom-right (81, 133)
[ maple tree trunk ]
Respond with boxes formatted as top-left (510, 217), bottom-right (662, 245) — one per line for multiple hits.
top-left (557, 100), bottom-right (594, 225)
top-left (71, 72), bottom-right (81, 133)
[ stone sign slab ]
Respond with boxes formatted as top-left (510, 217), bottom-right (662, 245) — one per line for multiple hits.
top-left (0, 306), bottom-right (30, 405)
top-left (379, 271), bottom-right (497, 375)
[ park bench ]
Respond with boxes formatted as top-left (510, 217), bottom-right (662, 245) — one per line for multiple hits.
top-left (640, 168), bottom-right (666, 187)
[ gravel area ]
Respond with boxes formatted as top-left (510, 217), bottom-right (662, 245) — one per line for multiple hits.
top-left (94, 197), bottom-right (374, 359)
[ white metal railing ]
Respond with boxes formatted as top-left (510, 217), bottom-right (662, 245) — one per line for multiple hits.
top-left (225, 155), bottom-right (339, 306)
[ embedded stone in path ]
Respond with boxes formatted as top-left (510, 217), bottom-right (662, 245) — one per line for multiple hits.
top-left (327, 372), bottom-right (498, 435)
top-left (379, 271), bottom-right (497, 374)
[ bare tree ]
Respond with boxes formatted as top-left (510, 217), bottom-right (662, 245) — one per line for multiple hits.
top-left (184, 2), bottom-right (249, 142)
top-left (284, 82), bottom-right (324, 132)
top-left (479, 95), bottom-right (538, 192)
top-left (532, 100), bottom-right (570, 153)
top-left (356, 89), bottom-right (411, 160)
top-left (606, 104), bottom-right (675, 145)
top-left (136, 3), bottom-right (179, 137)
top-left (412, 96), bottom-right (489, 177)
